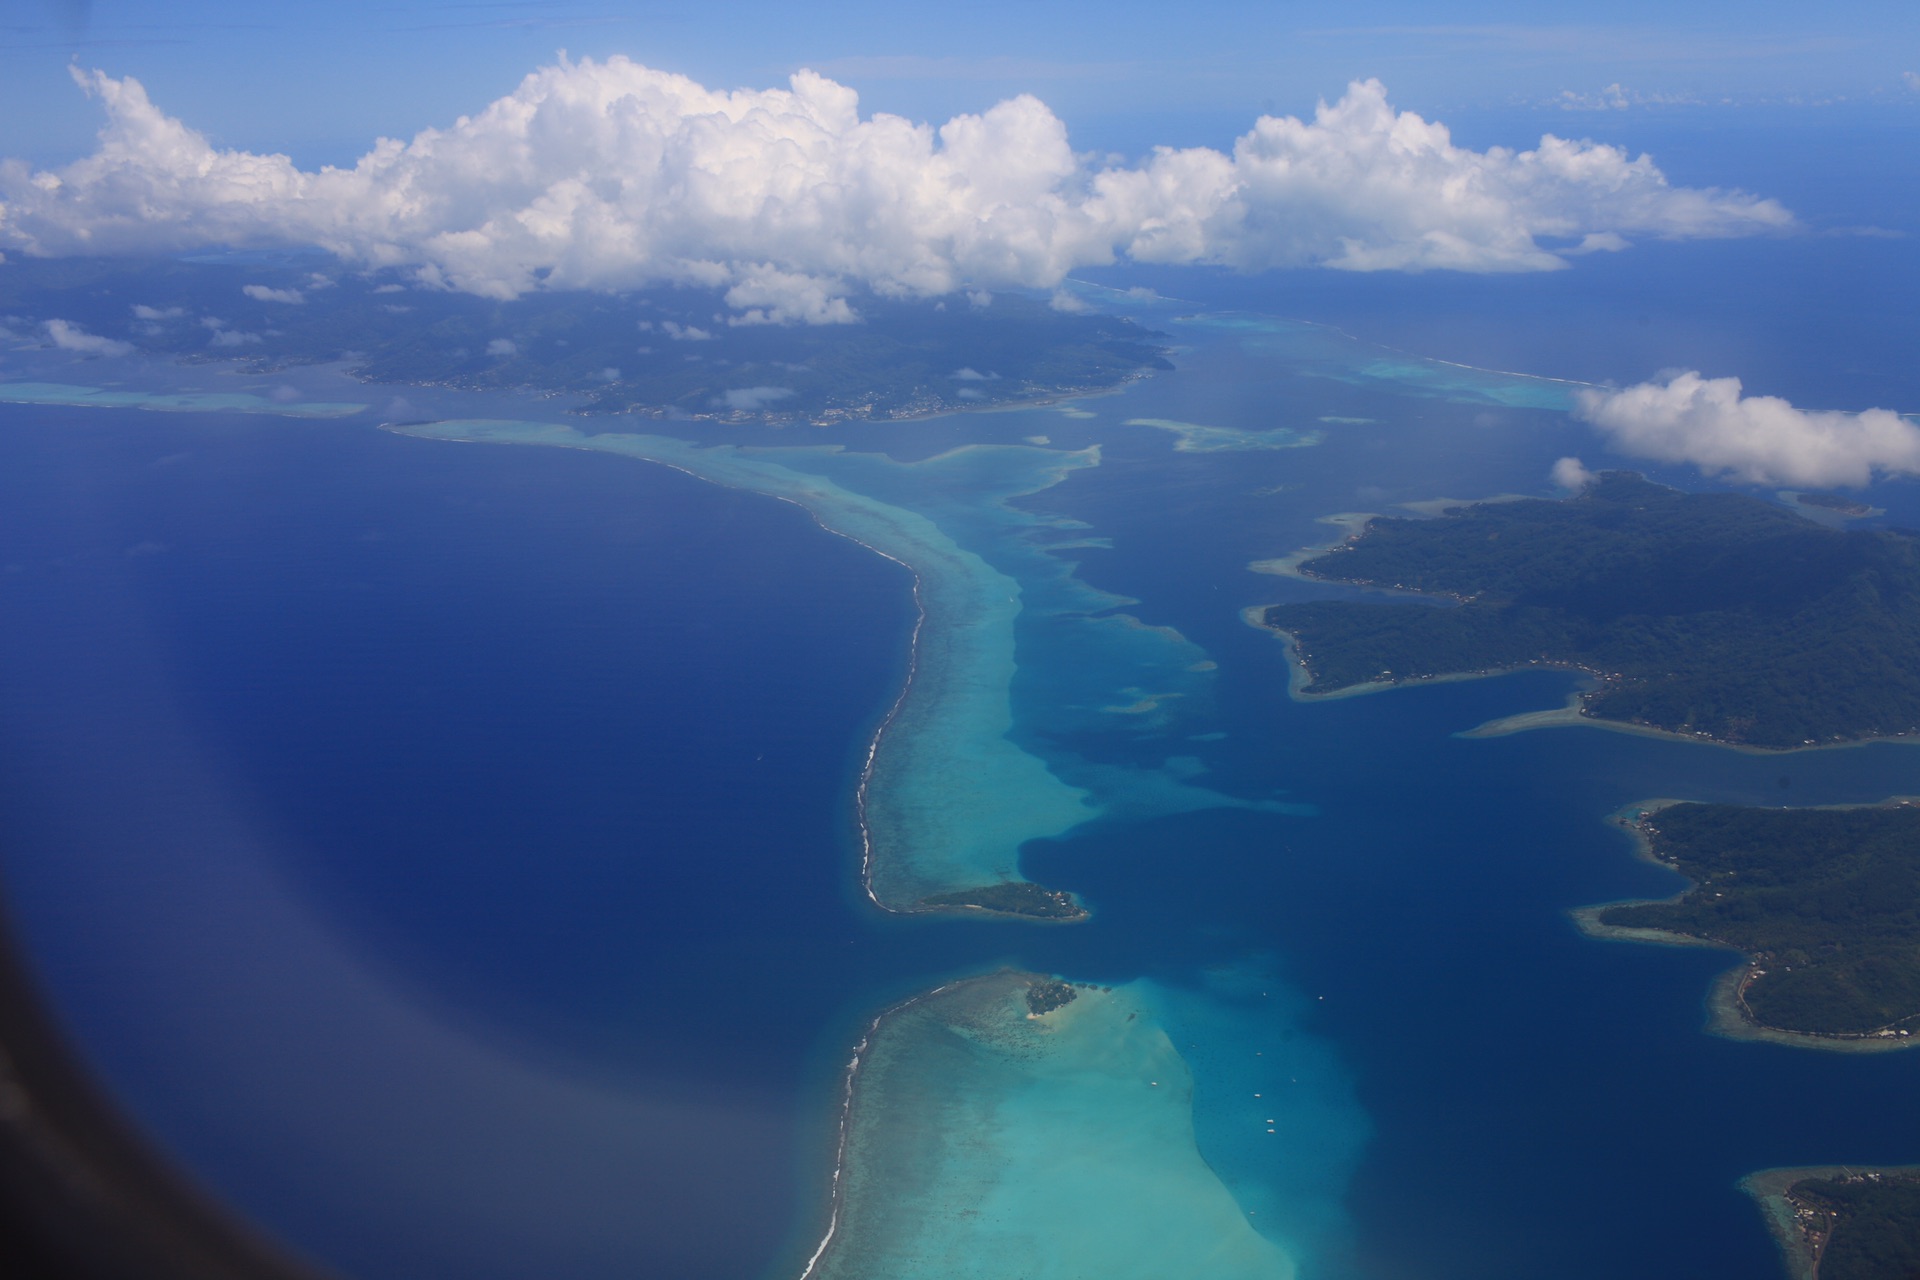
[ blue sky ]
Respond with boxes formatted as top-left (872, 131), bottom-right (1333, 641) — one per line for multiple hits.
top-left (3, 3), bottom-right (1920, 495)
top-left (4, 1), bottom-right (1919, 165)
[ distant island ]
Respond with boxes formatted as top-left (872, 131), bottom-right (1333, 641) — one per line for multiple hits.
top-left (1579, 801), bottom-right (1920, 1047)
top-left (919, 882), bottom-right (1089, 922)
top-left (0, 256), bottom-right (1171, 423)
top-left (1258, 472), bottom-right (1920, 748)
top-left (1794, 491), bottom-right (1876, 517)
top-left (1745, 1166), bottom-right (1920, 1280)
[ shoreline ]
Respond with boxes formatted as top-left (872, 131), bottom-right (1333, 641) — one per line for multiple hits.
top-left (1246, 512), bottom-right (1380, 586)
top-left (1457, 690), bottom-right (1920, 756)
top-left (1244, 607), bottom-right (1920, 756)
top-left (351, 347), bottom-right (1160, 430)
top-left (793, 971), bottom-right (1301, 1280)
top-left (1574, 800), bottom-right (1920, 1054)
top-left (1239, 607), bottom-right (1513, 703)
top-left (847, 580), bottom-right (1087, 924)
top-left (1245, 496), bottom-right (1920, 755)
top-left (380, 418), bottom-right (934, 920)
top-left (849, 546), bottom-right (929, 916)
top-left (383, 419), bottom-right (1094, 918)
top-left (1741, 1165), bottom-right (1920, 1280)
top-left (0, 379), bottom-right (369, 419)
top-left (794, 975), bottom-right (977, 1280)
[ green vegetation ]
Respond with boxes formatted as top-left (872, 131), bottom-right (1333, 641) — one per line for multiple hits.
top-left (920, 882), bottom-right (1089, 921)
top-left (0, 255), bottom-right (1170, 422)
top-left (1599, 803), bottom-right (1920, 1038)
top-left (1261, 472), bottom-right (1920, 747)
top-left (1786, 1172), bottom-right (1920, 1280)
top-left (1024, 979), bottom-right (1079, 1016)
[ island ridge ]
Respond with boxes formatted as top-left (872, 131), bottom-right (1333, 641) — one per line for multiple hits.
top-left (1258, 473), bottom-right (1920, 748)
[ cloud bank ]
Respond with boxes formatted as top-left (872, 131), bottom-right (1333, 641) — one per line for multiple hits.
top-left (1, 58), bottom-right (1792, 320)
top-left (1573, 372), bottom-right (1920, 487)
top-left (44, 318), bottom-right (131, 355)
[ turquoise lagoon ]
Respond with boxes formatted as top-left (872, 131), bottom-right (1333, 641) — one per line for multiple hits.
top-left (0, 379), bottom-right (369, 418)
top-left (804, 971), bottom-right (1362, 1280)
top-left (8, 263), bottom-right (1919, 1280)
top-left (390, 418), bottom-right (1254, 908)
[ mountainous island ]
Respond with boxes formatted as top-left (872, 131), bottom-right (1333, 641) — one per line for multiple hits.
top-left (0, 256), bottom-right (1172, 423)
top-left (1584, 801), bottom-right (1920, 1044)
top-left (1746, 1167), bottom-right (1920, 1280)
top-left (1258, 472), bottom-right (1920, 748)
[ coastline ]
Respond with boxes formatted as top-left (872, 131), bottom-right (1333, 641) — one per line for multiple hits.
top-left (1241, 598), bottom-right (1596, 707)
top-left (357, 323), bottom-right (1166, 430)
top-left (1454, 690), bottom-right (1916, 755)
top-left (1246, 489), bottom-right (1920, 754)
top-left (1741, 1165), bottom-right (1920, 1280)
top-left (1246, 512), bottom-right (1379, 585)
top-left (795, 976), bottom-right (973, 1280)
top-left (1242, 612), bottom-right (1920, 757)
top-left (797, 971), bottom-right (1300, 1280)
top-left (382, 419), bottom-right (1098, 913)
top-left (1239, 607), bottom-right (1512, 704)
top-left (0, 379), bottom-right (369, 419)
top-left (1574, 800), bottom-right (1920, 1054)
top-left (843, 572), bottom-right (1085, 921)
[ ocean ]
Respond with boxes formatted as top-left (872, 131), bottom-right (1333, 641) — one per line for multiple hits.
top-left (2, 120), bottom-right (1919, 1280)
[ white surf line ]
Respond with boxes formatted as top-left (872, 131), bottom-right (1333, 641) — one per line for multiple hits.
top-left (380, 420), bottom-right (940, 914)
top-left (795, 978), bottom-right (970, 1280)
top-left (850, 555), bottom-right (928, 914)
top-left (1410, 352), bottom-right (1597, 390)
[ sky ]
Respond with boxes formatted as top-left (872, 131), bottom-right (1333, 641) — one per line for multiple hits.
top-left (4, 0), bottom-right (1920, 485)
top-left (3, 1), bottom-right (1919, 167)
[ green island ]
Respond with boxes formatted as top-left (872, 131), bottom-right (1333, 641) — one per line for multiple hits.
top-left (919, 881), bottom-right (1090, 922)
top-left (1795, 491), bottom-right (1876, 517)
top-left (0, 256), bottom-right (1170, 423)
top-left (1024, 979), bottom-right (1080, 1015)
top-left (1584, 801), bottom-right (1920, 1044)
top-left (1745, 1167), bottom-right (1920, 1280)
top-left (1259, 472), bottom-right (1920, 748)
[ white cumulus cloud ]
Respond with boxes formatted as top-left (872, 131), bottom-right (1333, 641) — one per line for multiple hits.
top-left (719, 386), bottom-right (794, 411)
top-left (1573, 371), bottom-right (1920, 487)
top-left (0, 59), bottom-right (1793, 322)
top-left (486, 337), bottom-right (517, 356)
top-left (1551, 456), bottom-right (1598, 490)
top-left (44, 318), bottom-right (131, 355)
top-left (200, 316), bottom-right (261, 347)
top-left (242, 284), bottom-right (304, 304)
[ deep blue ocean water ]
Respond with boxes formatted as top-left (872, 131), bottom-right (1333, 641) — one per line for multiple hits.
top-left (3, 123), bottom-right (1920, 1280)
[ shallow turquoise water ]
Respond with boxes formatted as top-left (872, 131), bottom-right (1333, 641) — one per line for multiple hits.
top-left (392, 419), bottom-right (1255, 906)
top-left (0, 378), bottom-right (369, 417)
top-left (809, 972), bottom-right (1334, 1280)
top-left (4, 262), bottom-right (1918, 1280)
